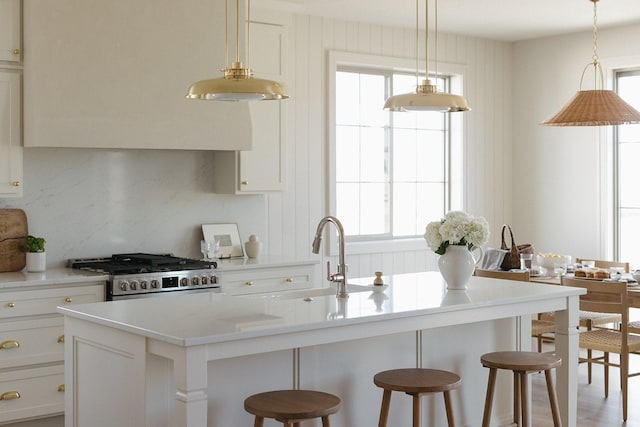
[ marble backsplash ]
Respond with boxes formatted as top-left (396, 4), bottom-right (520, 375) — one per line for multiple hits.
top-left (0, 148), bottom-right (266, 268)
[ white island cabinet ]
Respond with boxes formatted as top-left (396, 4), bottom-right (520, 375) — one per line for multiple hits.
top-left (59, 272), bottom-right (584, 427)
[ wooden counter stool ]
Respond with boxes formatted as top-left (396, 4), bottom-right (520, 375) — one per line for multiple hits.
top-left (244, 389), bottom-right (341, 427)
top-left (373, 368), bottom-right (462, 427)
top-left (480, 351), bottom-right (562, 427)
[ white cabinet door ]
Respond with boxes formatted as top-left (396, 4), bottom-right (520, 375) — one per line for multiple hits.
top-left (0, 0), bottom-right (21, 63)
top-left (212, 19), bottom-right (288, 194)
top-left (0, 69), bottom-right (22, 197)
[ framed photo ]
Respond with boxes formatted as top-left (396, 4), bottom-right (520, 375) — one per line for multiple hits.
top-left (202, 223), bottom-right (244, 258)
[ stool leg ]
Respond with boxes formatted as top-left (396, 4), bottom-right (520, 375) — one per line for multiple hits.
top-left (482, 367), bottom-right (497, 427)
top-left (443, 390), bottom-right (456, 427)
top-left (604, 352), bottom-right (610, 397)
top-left (378, 389), bottom-right (392, 427)
top-left (253, 416), bottom-right (264, 427)
top-left (321, 415), bottom-right (331, 427)
top-left (513, 371), bottom-right (521, 426)
top-left (520, 372), bottom-right (529, 427)
top-left (412, 394), bottom-right (421, 427)
top-left (545, 369), bottom-right (562, 427)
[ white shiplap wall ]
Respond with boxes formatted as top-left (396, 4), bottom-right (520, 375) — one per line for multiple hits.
top-left (267, 14), bottom-right (514, 280)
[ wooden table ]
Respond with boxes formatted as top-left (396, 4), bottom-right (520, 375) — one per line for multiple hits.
top-left (532, 274), bottom-right (640, 307)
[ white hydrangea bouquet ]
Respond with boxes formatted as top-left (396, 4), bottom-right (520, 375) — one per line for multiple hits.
top-left (424, 211), bottom-right (489, 256)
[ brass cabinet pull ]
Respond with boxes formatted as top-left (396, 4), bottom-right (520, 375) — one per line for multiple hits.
top-left (64, 297), bottom-right (72, 303)
top-left (12, 48), bottom-right (20, 55)
top-left (0, 391), bottom-right (20, 401)
top-left (11, 181), bottom-right (20, 187)
top-left (245, 281), bottom-right (253, 286)
top-left (241, 180), bottom-right (249, 185)
top-left (0, 340), bottom-right (20, 350)
top-left (57, 335), bottom-right (65, 344)
top-left (57, 384), bottom-right (65, 393)
top-left (6, 302), bottom-right (15, 308)
top-left (285, 277), bottom-right (294, 283)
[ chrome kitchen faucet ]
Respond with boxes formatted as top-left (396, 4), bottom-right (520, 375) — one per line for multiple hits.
top-left (312, 216), bottom-right (348, 298)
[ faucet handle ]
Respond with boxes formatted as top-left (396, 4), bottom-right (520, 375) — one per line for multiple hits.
top-left (326, 261), bottom-right (333, 281)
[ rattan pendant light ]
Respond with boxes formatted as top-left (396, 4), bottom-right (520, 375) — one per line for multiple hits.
top-left (384, 0), bottom-right (470, 112)
top-left (541, 0), bottom-right (640, 126)
top-left (186, 0), bottom-right (288, 101)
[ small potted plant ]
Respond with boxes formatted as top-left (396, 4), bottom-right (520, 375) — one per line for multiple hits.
top-left (25, 235), bottom-right (46, 272)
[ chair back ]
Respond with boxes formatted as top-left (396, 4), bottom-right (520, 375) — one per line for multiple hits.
top-left (474, 268), bottom-right (530, 282)
top-left (561, 276), bottom-right (629, 334)
top-left (576, 258), bottom-right (630, 273)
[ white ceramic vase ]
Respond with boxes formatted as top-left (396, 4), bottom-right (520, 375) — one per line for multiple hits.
top-left (26, 252), bottom-right (46, 272)
top-left (437, 245), bottom-right (482, 290)
top-left (244, 235), bottom-right (262, 259)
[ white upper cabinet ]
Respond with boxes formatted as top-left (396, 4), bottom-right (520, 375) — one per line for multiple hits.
top-left (22, 0), bottom-right (251, 150)
top-left (0, 70), bottom-right (22, 198)
top-left (212, 11), bottom-right (288, 193)
top-left (0, 0), bottom-right (21, 63)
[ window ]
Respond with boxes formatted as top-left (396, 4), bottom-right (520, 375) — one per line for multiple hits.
top-left (331, 54), bottom-right (463, 245)
top-left (614, 70), bottom-right (640, 266)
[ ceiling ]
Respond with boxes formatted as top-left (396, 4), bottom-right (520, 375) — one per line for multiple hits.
top-left (264, 0), bottom-right (640, 42)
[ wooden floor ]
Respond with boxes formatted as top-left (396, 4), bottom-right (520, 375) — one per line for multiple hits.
top-left (532, 343), bottom-right (640, 426)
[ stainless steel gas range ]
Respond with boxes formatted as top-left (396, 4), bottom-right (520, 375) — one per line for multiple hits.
top-left (69, 253), bottom-right (220, 301)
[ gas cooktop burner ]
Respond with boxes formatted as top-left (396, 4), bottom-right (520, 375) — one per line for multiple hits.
top-left (69, 253), bottom-right (216, 275)
top-left (69, 253), bottom-right (220, 300)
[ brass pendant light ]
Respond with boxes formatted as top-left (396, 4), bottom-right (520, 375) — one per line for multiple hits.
top-left (186, 0), bottom-right (288, 101)
top-left (541, 0), bottom-right (640, 126)
top-left (384, 0), bottom-right (470, 112)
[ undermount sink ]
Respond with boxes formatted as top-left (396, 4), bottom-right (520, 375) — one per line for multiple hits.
top-left (274, 284), bottom-right (373, 300)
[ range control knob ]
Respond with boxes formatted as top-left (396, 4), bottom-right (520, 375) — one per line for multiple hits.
top-left (150, 279), bottom-right (159, 289)
top-left (130, 280), bottom-right (138, 291)
top-left (119, 281), bottom-right (129, 291)
top-left (210, 275), bottom-right (217, 284)
top-left (191, 277), bottom-right (200, 286)
top-left (180, 277), bottom-right (189, 287)
top-left (201, 276), bottom-right (209, 285)
top-left (140, 280), bottom-right (148, 289)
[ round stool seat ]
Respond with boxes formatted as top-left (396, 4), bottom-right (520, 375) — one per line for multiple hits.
top-left (244, 390), bottom-right (341, 425)
top-left (374, 368), bottom-right (462, 394)
top-left (374, 368), bottom-right (461, 427)
top-left (481, 351), bottom-right (561, 372)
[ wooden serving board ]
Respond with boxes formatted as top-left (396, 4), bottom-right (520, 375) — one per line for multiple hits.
top-left (0, 209), bottom-right (28, 272)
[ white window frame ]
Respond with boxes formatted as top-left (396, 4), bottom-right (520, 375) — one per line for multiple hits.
top-left (327, 51), bottom-right (466, 255)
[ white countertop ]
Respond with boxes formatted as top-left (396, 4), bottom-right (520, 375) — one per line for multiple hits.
top-left (0, 268), bottom-right (109, 289)
top-left (57, 271), bottom-right (583, 347)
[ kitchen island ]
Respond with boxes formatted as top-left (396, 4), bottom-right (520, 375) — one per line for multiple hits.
top-left (58, 272), bottom-right (584, 427)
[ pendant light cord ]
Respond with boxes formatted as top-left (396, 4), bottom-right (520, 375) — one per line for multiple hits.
top-left (224, 0), bottom-right (229, 67)
top-left (235, 0), bottom-right (240, 63)
top-left (434, 0), bottom-right (438, 84)
top-left (247, 0), bottom-right (251, 68)
top-left (592, 0), bottom-right (599, 88)
top-left (414, 0), bottom-right (419, 87)
top-left (424, 0), bottom-right (429, 83)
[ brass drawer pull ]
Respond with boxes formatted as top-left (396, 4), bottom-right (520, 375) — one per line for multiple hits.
top-left (241, 180), bottom-right (249, 185)
top-left (12, 48), bottom-right (20, 55)
top-left (11, 181), bottom-right (20, 187)
top-left (0, 340), bottom-right (20, 350)
top-left (6, 302), bottom-right (15, 308)
top-left (285, 277), bottom-right (294, 283)
top-left (57, 384), bottom-right (65, 393)
top-left (57, 335), bottom-right (65, 344)
top-left (245, 281), bottom-right (253, 286)
top-left (0, 391), bottom-right (20, 401)
top-left (64, 297), bottom-right (73, 303)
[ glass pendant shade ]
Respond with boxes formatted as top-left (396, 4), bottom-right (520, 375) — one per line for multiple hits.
top-left (541, 0), bottom-right (640, 126)
top-left (186, 0), bottom-right (288, 102)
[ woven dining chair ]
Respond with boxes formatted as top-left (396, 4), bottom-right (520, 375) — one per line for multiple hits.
top-left (562, 275), bottom-right (640, 422)
top-left (474, 268), bottom-right (556, 352)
